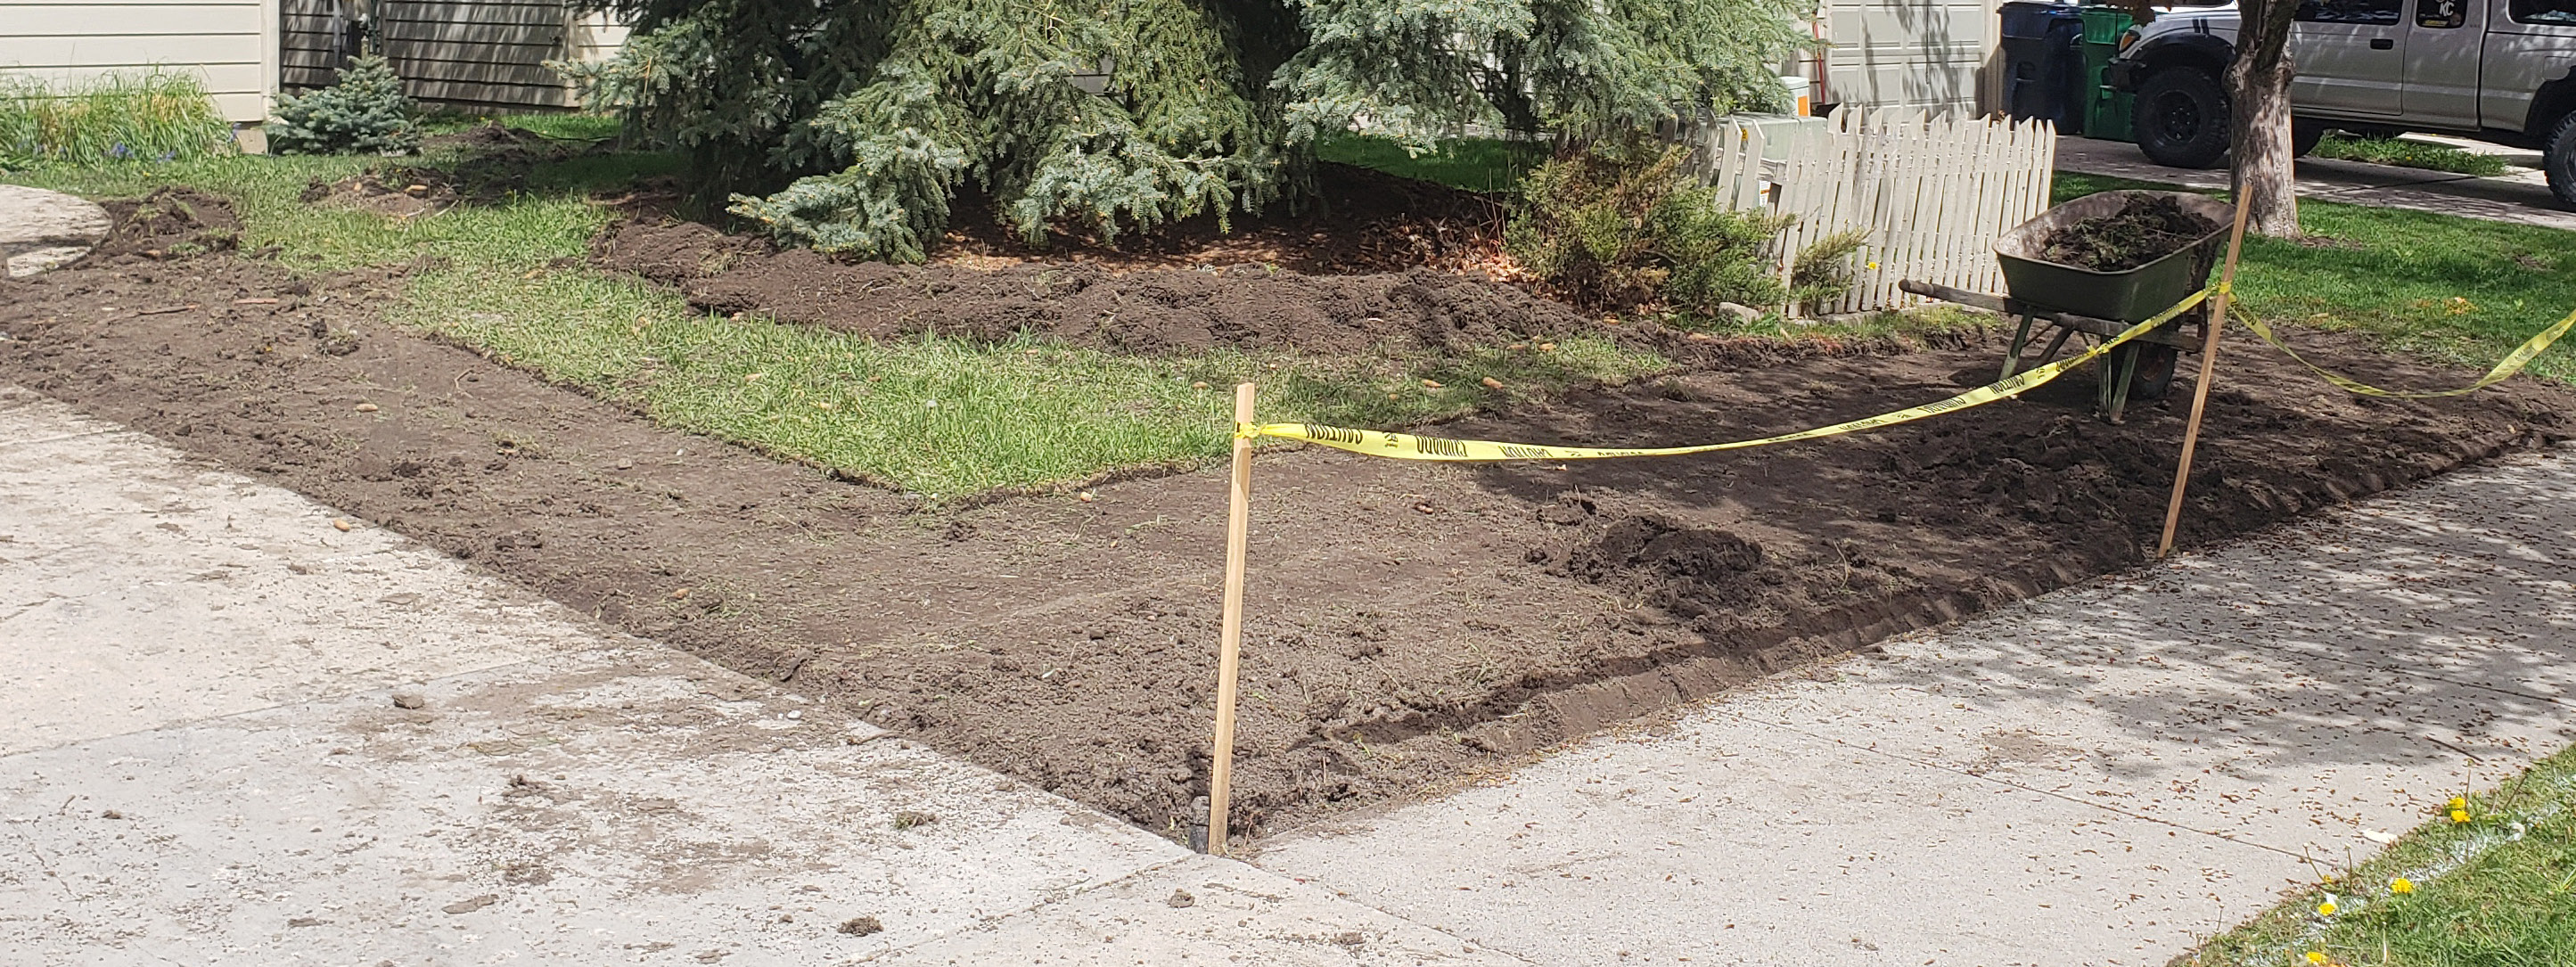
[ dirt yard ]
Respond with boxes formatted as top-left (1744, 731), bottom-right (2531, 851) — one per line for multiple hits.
top-left (4, 192), bottom-right (2568, 843)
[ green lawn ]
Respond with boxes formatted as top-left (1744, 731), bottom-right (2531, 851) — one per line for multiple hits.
top-left (1315, 133), bottom-right (1548, 193)
top-left (2055, 173), bottom-right (2576, 385)
top-left (2310, 134), bottom-right (2511, 177)
top-left (4, 121), bottom-right (1661, 499)
top-left (2178, 745), bottom-right (2576, 967)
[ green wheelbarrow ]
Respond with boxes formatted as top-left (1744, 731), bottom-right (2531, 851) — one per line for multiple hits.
top-left (1901, 190), bottom-right (2232, 423)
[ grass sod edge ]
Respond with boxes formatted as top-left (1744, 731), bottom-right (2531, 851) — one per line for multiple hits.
top-left (399, 263), bottom-right (1675, 499)
top-left (2175, 743), bottom-right (2576, 966)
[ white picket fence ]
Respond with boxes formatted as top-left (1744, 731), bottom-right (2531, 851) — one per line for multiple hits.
top-left (1669, 106), bottom-right (2058, 316)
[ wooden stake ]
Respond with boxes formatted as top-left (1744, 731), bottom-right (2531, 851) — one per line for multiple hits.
top-left (2157, 192), bottom-right (2255, 558)
top-left (1205, 382), bottom-right (1256, 855)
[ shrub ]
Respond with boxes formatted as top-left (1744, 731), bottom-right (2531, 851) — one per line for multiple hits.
top-left (0, 71), bottom-right (234, 167)
top-left (1507, 139), bottom-right (1866, 320)
top-left (267, 54), bottom-right (421, 156)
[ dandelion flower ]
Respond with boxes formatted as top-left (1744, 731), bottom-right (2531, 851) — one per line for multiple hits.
top-left (2317, 900), bottom-right (2337, 916)
top-left (2390, 878), bottom-right (2415, 894)
top-left (2306, 952), bottom-right (2327, 964)
top-left (2449, 796), bottom-right (2468, 811)
top-left (2450, 808), bottom-right (2472, 824)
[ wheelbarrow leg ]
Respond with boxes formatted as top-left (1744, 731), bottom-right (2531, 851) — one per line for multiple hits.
top-left (2034, 327), bottom-right (2075, 367)
top-left (2000, 313), bottom-right (2039, 381)
top-left (2104, 345), bottom-right (2141, 424)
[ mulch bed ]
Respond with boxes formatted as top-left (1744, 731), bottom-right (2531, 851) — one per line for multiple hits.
top-left (4, 193), bottom-right (2568, 844)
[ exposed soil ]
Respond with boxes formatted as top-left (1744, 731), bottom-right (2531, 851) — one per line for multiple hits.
top-left (301, 168), bottom-right (462, 218)
top-left (2039, 194), bottom-right (2224, 272)
top-left (931, 161), bottom-right (1509, 276)
top-left (6, 196), bottom-right (2572, 848)
top-left (90, 187), bottom-right (240, 261)
top-left (600, 216), bottom-right (1589, 356)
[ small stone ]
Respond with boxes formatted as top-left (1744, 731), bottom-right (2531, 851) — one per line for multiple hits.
top-left (1076, 491), bottom-right (1096, 503)
top-left (100, 809), bottom-right (123, 820)
top-left (355, 403), bottom-right (379, 413)
top-left (391, 691), bottom-right (427, 709)
top-left (1715, 301), bottom-right (1763, 323)
top-left (441, 894), bottom-right (496, 914)
top-left (838, 916), bottom-right (882, 937)
top-left (1166, 889), bottom-right (1194, 908)
top-left (1190, 381), bottom-right (1209, 389)
top-left (332, 519), bottom-right (352, 532)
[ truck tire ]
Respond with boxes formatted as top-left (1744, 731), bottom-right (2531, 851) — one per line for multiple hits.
top-left (2548, 111), bottom-right (2576, 209)
top-left (2136, 67), bottom-right (2230, 168)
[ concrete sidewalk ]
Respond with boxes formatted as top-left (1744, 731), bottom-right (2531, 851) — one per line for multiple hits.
top-left (0, 386), bottom-right (1514, 966)
top-left (1257, 444), bottom-right (2576, 965)
top-left (2055, 135), bottom-right (2576, 232)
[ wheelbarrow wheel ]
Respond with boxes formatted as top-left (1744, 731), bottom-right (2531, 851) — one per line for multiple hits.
top-left (2121, 344), bottom-right (2179, 402)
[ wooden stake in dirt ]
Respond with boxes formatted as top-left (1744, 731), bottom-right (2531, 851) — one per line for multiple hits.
top-left (2157, 191), bottom-right (2256, 558)
top-left (1205, 381), bottom-right (1256, 855)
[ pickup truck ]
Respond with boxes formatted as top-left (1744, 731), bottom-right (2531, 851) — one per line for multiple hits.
top-left (2104, 0), bottom-right (2576, 205)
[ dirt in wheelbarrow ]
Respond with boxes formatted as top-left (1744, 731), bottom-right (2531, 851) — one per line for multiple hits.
top-left (2039, 194), bottom-right (2225, 272)
top-left (5, 220), bottom-right (2572, 847)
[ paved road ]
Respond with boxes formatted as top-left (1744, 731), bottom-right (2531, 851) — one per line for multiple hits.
top-left (2055, 135), bottom-right (2576, 232)
top-left (1257, 443), bottom-right (2576, 966)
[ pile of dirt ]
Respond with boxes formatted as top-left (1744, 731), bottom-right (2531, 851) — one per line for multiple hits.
top-left (934, 162), bottom-right (1509, 275)
top-left (2038, 194), bottom-right (2222, 272)
top-left (596, 217), bottom-right (1602, 356)
top-left (11, 221), bottom-right (2573, 842)
top-left (85, 187), bottom-right (240, 263)
top-left (300, 168), bottom-right (461, 217)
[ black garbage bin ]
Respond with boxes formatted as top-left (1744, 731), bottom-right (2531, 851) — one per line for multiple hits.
top-left (1998, 2), bottom-right (2086, 133)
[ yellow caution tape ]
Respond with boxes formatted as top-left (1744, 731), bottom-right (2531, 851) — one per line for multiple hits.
top-left (2236, 304), bottom-right (2576, 399)
top-left (1242, 287), bottom-right (2212, 462)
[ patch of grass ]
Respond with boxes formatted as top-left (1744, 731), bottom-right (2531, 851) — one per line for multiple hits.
top-left (3, 146), bottom-right (677, 272)
top-left (2178, 744), bottom-right (2576, 967)
top-left (401, 265), bottom-right (1662, 498)
top-left (1317, 134), bottom-right (1546, 193)
top-left (5, 125), bottom-right (1668, 496)
top-left (0, 71), bottom-right (234, 167)
top-left (2053, 173), bottom-right (2576, 384)
top-left (2310, 134), bottom-right (2511, 177)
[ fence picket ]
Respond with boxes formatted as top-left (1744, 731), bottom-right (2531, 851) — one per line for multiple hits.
top-left (1669, 106), bottom-right (2056, 316)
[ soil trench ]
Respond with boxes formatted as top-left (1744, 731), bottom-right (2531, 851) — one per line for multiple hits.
top-left (6, 201), bottom-right (2570, 842)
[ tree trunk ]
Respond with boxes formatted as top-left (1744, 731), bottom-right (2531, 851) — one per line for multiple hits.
top-left (2228, 0), bottom-right (2301, 237)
